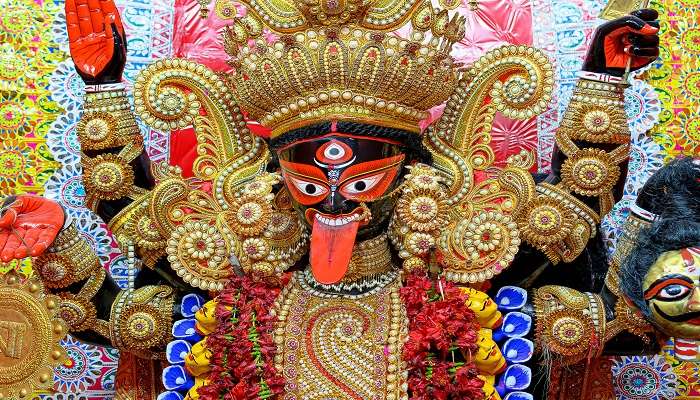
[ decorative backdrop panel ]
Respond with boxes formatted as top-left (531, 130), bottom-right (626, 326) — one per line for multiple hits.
top-left (0, 0), bottom-right (697, 397)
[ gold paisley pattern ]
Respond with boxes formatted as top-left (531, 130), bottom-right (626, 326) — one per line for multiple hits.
top-left (273, 273), bottom-right (407, 400)
top-left (425, 45), bottom-right (552, 283)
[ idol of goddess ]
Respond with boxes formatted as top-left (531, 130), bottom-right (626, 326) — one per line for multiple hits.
top-left (0, 0), bottom-right (673, 398)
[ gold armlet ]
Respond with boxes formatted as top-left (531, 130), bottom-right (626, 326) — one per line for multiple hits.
top-left (109, 285), bottom-right (175, 358)
top-left (81, 135), bottom-right (145, 209)
top-left (34, 224), bottom-right (101, 289)
top-left (534, 286), bottom-right (605, 365)
top-left (516, 183), bottom-right (598, 264)
top-left (34, 224), bottom-right (112, 339)
top-left (558, 78), bottom-right (630, 144)
top-left (556, 130), bottom-right (628, 217)
top-left (55, 267), bottom-right (108, 336)
top-left (79, 89), bottom-right (141, 151)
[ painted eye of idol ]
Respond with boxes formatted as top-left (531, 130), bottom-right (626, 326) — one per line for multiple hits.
top-left (278, 137), bottom-right (405, 210)
top-left (642, 247), bottom-right (700, 338)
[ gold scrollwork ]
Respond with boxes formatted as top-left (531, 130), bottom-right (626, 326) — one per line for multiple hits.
top-left (132, 58), bottom-right (269, 187)
top-left (420, 45), bottom-right (552, 283)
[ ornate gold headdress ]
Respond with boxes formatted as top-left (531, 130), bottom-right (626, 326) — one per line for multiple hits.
top-left (127, 0), bottom-right (555, 289)
top-left (215, 0), bottom-right (467, 137)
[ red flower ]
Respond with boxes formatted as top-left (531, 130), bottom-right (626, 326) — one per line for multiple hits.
top-left (400, 272), bottom-right (484, 399)
top-left (198, 274), bottom-right (285, 400)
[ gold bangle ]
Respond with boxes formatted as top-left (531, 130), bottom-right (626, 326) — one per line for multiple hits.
top-left (110, 285), bottom-right (175, 358)
top-left (80, 89), bottom-right (141, 150)
top-left (35, 224), bottom-right (101, 289)
top-left (534, 285), bottom-right (599, 365)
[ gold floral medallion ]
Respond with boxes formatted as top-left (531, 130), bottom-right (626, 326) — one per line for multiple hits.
top-left (82, 153), bottom-right (136, 200)
top-left (560, 148), bottom-right (620, 197)
top-left (0, 272), bottom-right (66, 398)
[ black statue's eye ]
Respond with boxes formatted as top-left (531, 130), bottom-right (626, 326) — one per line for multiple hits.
top-left (353, 181), bottom-right (366, 191)
top-left (329, 147), bottom-right (340, 156)
top-left (305, 183), bottom-right (317, 194)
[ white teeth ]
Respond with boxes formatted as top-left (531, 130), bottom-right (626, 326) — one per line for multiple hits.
top-left (314, 214), bottom-right (355, 226)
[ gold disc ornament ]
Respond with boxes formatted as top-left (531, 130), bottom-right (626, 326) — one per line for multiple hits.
top-left (0, 272), bottom-right (67, 398)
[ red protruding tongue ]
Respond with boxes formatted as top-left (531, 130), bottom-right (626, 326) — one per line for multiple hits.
top-left (310, 217), bottom-right (360, 284)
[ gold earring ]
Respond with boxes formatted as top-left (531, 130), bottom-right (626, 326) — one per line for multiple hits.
top-left (228, 173), bottom-right (309, 281)
top-left (389, 164), bottom-right (449, 273)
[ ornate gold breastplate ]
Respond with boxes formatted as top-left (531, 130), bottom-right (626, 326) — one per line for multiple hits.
top-left (273, 272), bottom-right (408, 400)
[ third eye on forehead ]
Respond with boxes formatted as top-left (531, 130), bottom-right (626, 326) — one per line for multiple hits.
top-left (279, 136), bottom-right (404, 165)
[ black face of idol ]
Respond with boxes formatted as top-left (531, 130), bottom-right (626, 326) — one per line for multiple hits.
top-left (275, 133), bottom-right (406, 284)
top-left (276, 134), bottom-right (406, 239)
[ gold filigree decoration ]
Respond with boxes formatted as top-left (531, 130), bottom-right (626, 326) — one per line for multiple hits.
top-left (78, 89), bottom-right (141, 150)
top-left (167, 220), bottom-right (231, 291)
top-left (109, 59), bottom-right (309, 290)
top-left (133, 58), bottom-right (269, 186)
top-left (427, 45), bottom-right (552, 201)
top-left (390, 164), bottom-right (448, 272)
top-left (540, 309), bottom-right (594, 357)
top-left (58, 293), bottom-right (97, 332)
top-left (560, 148), bottom-right (621, 197)
top-left (76, 112), bottom-right (117, 147)
top-left (534, 285), bottom-right (604, 365)
top-left (558, 79), bottom-right (629, 144)
top-left (519, 197), bottom-right (575, 246)
top-left (107, 165), bottom-right (190, 267)
top-left (523, 183), bottom-right (599, 264)
top-left (226, 0), bottom-right (423, 33)
top-left (34, 224), bottom-right (101, 289)
top-left (556, 128), bottom-right (629, 217)
top-left (225, 5), bottom-right (465, 137)
top-left (110, 285), bottom-right (174, 355)
top-left (0, 272), bottom-right (67, 398)
top-left (231, 174), bottom-right (309, 280)
top-left (419, 45), bottom-right (552, 283)
top-left (228, 194), bottom-right (273, 236)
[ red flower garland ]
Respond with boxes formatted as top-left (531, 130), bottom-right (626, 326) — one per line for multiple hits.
top-left (199, 271), bottom-right (483, 399)
top-left (400, 271), bottom-right (485, 400)
top-left (197, 274), bottom-right (286, 400)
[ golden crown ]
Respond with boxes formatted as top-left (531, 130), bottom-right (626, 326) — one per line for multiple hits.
top-left (216, 0), bottom-right (468, 138)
